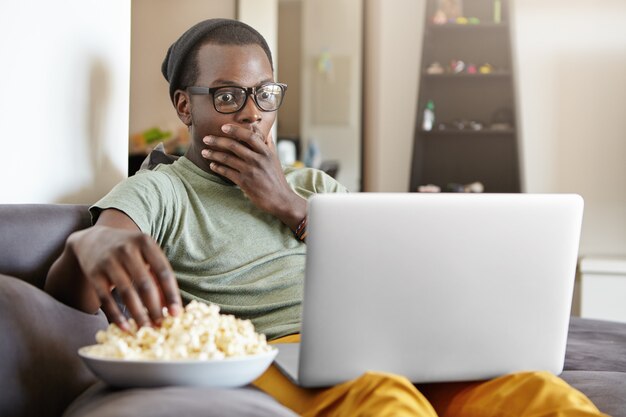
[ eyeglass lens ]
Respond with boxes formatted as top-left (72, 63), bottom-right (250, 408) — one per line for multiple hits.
top-left (213, 84), bottom-right (284, 113)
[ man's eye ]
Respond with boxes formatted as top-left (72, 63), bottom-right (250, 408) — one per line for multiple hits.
top-left (217, 93), bottom-right (235, 103)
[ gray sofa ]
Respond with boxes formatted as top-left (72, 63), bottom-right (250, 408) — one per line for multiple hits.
top-left (1, 204), bottom-right (625, 417)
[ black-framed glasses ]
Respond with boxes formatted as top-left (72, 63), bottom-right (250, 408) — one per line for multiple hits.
top-left (187, 82), bottom-right (287, 114)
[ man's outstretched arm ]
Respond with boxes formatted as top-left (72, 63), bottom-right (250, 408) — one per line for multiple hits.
top-left (45, 208), bottom-right (183, 330)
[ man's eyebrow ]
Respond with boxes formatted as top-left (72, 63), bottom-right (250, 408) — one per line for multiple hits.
top-left (211, 79), bottom-right (237, 86)
top-left (210, 78), bottom-right (275, 87)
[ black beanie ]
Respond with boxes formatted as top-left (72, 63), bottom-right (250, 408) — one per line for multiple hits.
top-left (161, 18), bottom-right (272, 104)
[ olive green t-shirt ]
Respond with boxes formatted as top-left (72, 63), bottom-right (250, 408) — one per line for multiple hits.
top-left (91, 156), bottom-right (347, 340)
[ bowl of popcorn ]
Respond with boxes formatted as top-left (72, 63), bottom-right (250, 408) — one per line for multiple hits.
top-left (79, 300), bottom-right (277, 388)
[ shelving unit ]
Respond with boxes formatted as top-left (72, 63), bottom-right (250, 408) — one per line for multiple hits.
top-left (409, 0), bottom-right (521, 193)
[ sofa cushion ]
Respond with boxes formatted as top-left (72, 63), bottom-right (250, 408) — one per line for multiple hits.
top-left (63, 383), bottom-right (298, 417)
top-left (563, 316), bottom-right (626, 416)
top-left (565, 316), bottom-right (626, 372)
top-left (0, 204), bottom-right (91, 289)
top-left (0, 275), bottom-right (108, 417)
top-left (139, 142), bottom-right (179, 171)
top-left (560, 371), bottom-right (626, 417)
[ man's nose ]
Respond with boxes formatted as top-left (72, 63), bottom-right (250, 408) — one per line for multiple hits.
top-left (236, 95), bottom-right (262, 124)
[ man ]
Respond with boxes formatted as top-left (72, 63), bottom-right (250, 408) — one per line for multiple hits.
top-left (46, 18), bottom-right (606, 417)
top-left (46, 18), bottom-right (344, 339)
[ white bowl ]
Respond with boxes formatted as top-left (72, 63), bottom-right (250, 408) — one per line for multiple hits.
top-left (78, 346), bottom-right (277, 388)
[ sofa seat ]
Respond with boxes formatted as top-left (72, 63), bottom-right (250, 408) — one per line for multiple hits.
top-left (561, 316), bottom-right (626, 417)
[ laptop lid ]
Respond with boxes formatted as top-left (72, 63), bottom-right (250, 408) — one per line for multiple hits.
top-left (275, 193), bottom-right (583, 387)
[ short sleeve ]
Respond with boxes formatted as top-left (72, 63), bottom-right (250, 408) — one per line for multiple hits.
top-left (89, 171), bottom-right (178, 241)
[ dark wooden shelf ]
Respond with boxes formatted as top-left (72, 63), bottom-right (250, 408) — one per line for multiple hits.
top-left (422, 72), bottom-right (511, 79)
top-left (428, 23), bottom-right (508, 30)
top-left (410, 0), bottom-right (520, 193)
top-left (421, 128), bottom-right (515, 136)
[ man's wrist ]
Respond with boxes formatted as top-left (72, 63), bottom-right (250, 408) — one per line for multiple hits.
top-left (276, 194), bottom-right (307, 233)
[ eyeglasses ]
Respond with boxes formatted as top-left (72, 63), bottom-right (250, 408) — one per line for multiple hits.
top-left (187, 83), bottom-right (287, 114)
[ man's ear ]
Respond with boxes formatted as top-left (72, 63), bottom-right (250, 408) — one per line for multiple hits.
top-left (174, 90), bottom-right (192, 126)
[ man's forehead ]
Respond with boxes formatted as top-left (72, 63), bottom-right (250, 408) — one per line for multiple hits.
top-left (195, 43), bottom-right (273, 83)
top-left (196, 43), bottom-right (269, 64)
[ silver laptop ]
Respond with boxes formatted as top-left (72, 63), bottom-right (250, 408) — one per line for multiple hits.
top-left (274, 193), bottom-right (584, 387)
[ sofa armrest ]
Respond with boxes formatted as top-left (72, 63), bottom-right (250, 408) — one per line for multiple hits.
top-left (0, 204), bottom-right (91, 289)
top-left (0, 274), bottom-right (108, 417)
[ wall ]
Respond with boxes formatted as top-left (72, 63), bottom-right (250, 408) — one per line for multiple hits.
top-left (363, 0), bottom-right (626, 257)
top-left (276, 0), bottom-right (302, 138)
top-left (511, 0), bottom-right (626, 256)
top-left (238, 0), bottom-right (278, 70)
top-left (129, 0), bottom-right (236, 137)
top-left (363, 0), bottom-right (424, 192)
top-left (301, 0), bottom-right (363, 192)
top-left (0, 0), bottom-right (131, 204)
top-left (237, 0), bottom-right (279, 141)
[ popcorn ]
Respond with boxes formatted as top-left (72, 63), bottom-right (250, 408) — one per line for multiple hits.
top-left (84, 300), bottom-right (272, 360)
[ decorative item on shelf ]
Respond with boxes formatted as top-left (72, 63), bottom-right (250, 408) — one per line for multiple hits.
top-left (467, 64), bottom-right (478, 74)
top-left (144, 127), bottom-right (172, 144)
top-left (417, 184), bottom-right (441, 193)
top-left (277, 140), bottom-right (297, 166)
top-left (490, 122), bottom-right (513, 131)
top-left (446, 183), bottom-right (466, 192)
top-left (451, 119), bottom-right (484, 131)
top-left (277, 137), bottom-right (304, 168)
top-left (436, 14), bottom-right (480, 25)
top-left (422, 100), bottom-right (436, 131)
top-left (464, 182), bottom-right (485, 193)
top-left (446, 182), bottom-right (484, 193)
top-left (490, 107), bottom-right (514, 131)
top-left (426, 62), bottom-right (445, 74)
top-left (479, 63), bottom-right (493, 74)
top-left (450, 60), bottom-right (466, 73)
top-left (130, 127), bottom-right (170, 154)
top-left (493, 0), bottom-right (502, 23)
top-left (130, 126), bottom-right (189, 156)
top-left (435, 0), bottom-right (463, 21)
top-left (432, 9), bottom-right (447, 25)
top-left (469, 120), bottom-right (484, 131)
top-left (452, 120), bottom-right (466, 130)
top-left (316, 49), bottom-right (333, 78)
top-left (304, 138), bottom-right (323, 169)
